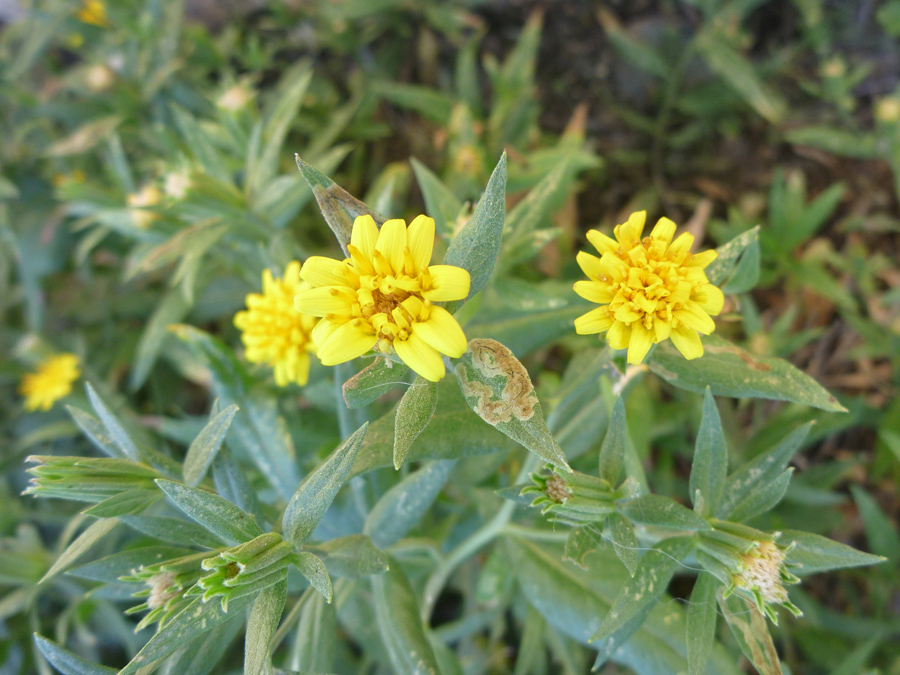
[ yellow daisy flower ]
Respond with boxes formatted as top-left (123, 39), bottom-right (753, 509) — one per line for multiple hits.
top-left (76, 0), bottom-right (109, 27)
top-left (294, 215), bottom-right (471, 382)
top-left (19, 354), bottom-right (81, 412)
top-left (573, 211), bottom-right (724, 364)
top-left (234, 262), bottom-right (319, 387)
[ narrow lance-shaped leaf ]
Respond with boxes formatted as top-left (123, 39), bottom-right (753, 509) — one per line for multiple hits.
top-left (371, 557), bottom-right (441, 675)
top-left (608, 512), bottom-right (638, 577)
top-left (365, 461), bottom-right (453, 548)
top-left (442, 152), bottom-right (507, 312)
top-left (291, 589), bottom-right (337, 672)
top-left (619, 495), bottom-right (711, 531)
top-left (295, 155), bottom-right (385, 255)
top-left (705, 226), bottom-right (760, 286)
top-left (717, 591), bottom-right (783, 675)
top-left (120, 515), bottom-right (225, 549)
top-left (33, 635), bottom-right (118, 675)
top-left (598, 396), bottom-right (627, 485)
top-left (155, 479), bottom-right (263, 545)
top-left (728, 469), bottom-right (794, 522)
top-left (454, 339), bottom-right (570, 470)
top-left (183, 404), bottom-right (239, 487)
top-left (686, 573), bottom-right (718, 675)
top-left (244, 579), bottom-right (288, 675)
top-left (283, 423), bottom-right (368, 548)
top-left (212, 445), bottom-right (265, 525)
top-left (393, 378), bottom-right (438, 470)
top-left (66, 406), bottom-right (123, 458)
top-left (294, 551), bottom-right (333, 602)
top-left (342, 357), bottom-right (409, 409)
top-left (646, 334), bottom-right (847, 413)
top-left (308, 534), bottom-right (389, 580)
top-left (690, 389), bottom-right (728, 517)
top-left (780, 530), bottom-right (886, 575)
top-left (40, 518), bottom-right (119, 583)
top-left (410, 157), bottom-right (464, 240)
top-left (85, 383), bottom-right (140, 460)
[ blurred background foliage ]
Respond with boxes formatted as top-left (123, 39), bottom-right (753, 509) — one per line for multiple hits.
top-left (1, 0), bottom-right (899, 673)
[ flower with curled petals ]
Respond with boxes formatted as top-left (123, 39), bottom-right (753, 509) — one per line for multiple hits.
top-left (294, 215), bottom-right (470, 382)
top-left (573, 211), bottom-right (724, 364)
top-left (234, 262), bottom-right (319, 387)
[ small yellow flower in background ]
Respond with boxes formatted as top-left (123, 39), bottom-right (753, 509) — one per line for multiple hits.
top-left (19, 354), bottom-right (81, 412)
top-left (127, 185), bottom-right (162, 229)
top-left (77, 0), bottom-right (109, 27)
top-left (295, 215), bottom-right (470, 382)
top-left (875, 97), bottom-right (900, 124)
top-left (234, 262), bottom-right (319, 387)
top-left (573, 211), bottom-right (724, 364)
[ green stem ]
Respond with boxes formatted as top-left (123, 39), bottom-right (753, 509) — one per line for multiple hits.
top-left (500, 524), bottom-right (569, 542)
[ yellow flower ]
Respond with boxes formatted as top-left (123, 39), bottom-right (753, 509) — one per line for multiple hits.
top-left (234, 262), bottom-right (319, 387)
top-left (19, 354), bottom-right (81, 412)
top-left (77, 0), bottom-right (109, 27)
top-left (295, 215), bottom-right (470, 382)
top-left (573, 211), bottom-right (724, 364)
top-left (127, 185), bottom-right (162, 230)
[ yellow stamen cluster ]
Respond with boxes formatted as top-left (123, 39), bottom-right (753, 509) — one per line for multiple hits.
top-left (734, 540), bottom-right (789, 605)
top-left (573, 211), bottom-right (724, 364)
top-left (295, 215), bottom-right (471, 382)
top-left (19, 354), bottom-right (80, 412)
top-left (234, 262), bottom-right (319, 387)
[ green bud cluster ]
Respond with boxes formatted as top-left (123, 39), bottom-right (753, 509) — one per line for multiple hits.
top-left (696, 520), bottom-right (801, 623)
top-left (522, 467), bottom-right (620, 524)
top-left (191, 532), bottom-right (294, 610)
top-left (24, 456), bottom-right (160, 503)
top-left (121, 550), bottom-right (216, 631)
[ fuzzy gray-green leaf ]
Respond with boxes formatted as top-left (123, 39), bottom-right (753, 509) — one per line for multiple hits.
top-left (309, 534), bottom-right (389, 580)
top-left (294, 552), bottom-right (333, 602)
top-left (687, 573), bottom-right (718, 675)
top-left (244, 579), bottom-right (287, 675)
top-left (781, 530), bottom-right (887, 575)
top-left (41, 518), bottom-right (119, 583)
top-left (609, 512), bottom-right (639, 577)
top-left (85, 383), bottom-right (140, 461)
top-left (183, 404), bottom-right (239, 487)
top-left (410, 158), bottom-right (464, 240)
top-left (705, 227), bottom-right (761, 286)
top-left (690, 389), bottom-right (728, 517)
top-left (155, 479), bottom-right (263, 545)
top-left (342, 357), bottom-right (409, 409)
top-left (393, 378), bottom-right (438, 470)
top-left (717, 591), bottom-right (783, 675)
top-left (283, 423), bottom-right (368, 548)
top-left (454, 338), bottom-right (569, 470)
top-left (34, 634), bottom-right (117, 675)
top-left (599, 396), bottom-right (627, 485)
top-left (620, 495), bottom-right (711, 531)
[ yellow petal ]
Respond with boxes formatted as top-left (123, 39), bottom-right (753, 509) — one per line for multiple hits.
top-left (693, 283), bottom-right (725, 316)
top-left (653, 315), bottom-right (671, 343)
top-left (606, 320), bottom-right (632, 350)
top-left (687, 249), bottom-right (717, 269)
top-left (407, 215), bottom-right (435, 274)
top-left (422, 265), bottom-right (470, 302)
top-left (312, 317), bottom-right (341, 346)
top-left (614, 211), bottom-right (646, 246)
top-left (351, 215), bottom-right (379, 260)
top-left (375, 218), bottom-right (407, 272)
top-left (614, 304), bottom-right (642, 324)
top-left (300, 257), bottom-right (349, 288)
top-left (627, 321), bottom-right (654, 364)
top-left (574, 306), bottom-right (614, 334)
top-left (317, 319), bottom-right (377, 365)
top-left (586, 230), bottom-right (619, 256)
top-left (650, 217), bottom-right (677, 246)
top-left (667, 232), bottom-right (694, 262)
top-left (573, 280), bottom-right (613, 304)
top-left (576, 251), bottom-right (604, 279)
top-left (414, 306), bottom-right (467, 358)
top-left (670, 325), bottom-right (704, 360)
top-left (599, 252), bottom-right (628, 281)
top-left (394, 333), bottom-right (445, 382)
top-left (674, 301), bottom-right (716, 335)
top-left (294, 286), bottom-right (355, 317)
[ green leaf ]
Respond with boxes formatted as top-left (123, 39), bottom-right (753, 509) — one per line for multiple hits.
top-left (290, 589), bottom-right (337, 672)
top-left (66, 406), bottom-right (123, 458)
top-left (283, 424), bottom-right (368, 548)
top-left (165, 617), bottom-right (244, 675)
top-left (183, 404), bottom-right (239, 487)
top-left (646, 334), bottom-right (847, 412)
top-left (211, 446), bottom-right (264, 525)
top-left (687, 573), bottom-right (718, 675)
top-left (364, 461), bottom-right (453, 548)
top-left (393, 378), bottom-right (439, 470)
top-left (781, 530), bottom-right (887, 575)
top-left (371, 558), bottom-right (441, 675)
top-left (454, 338), bottom-right (569, 470)
top-left (609, 512), bottom-right (639, 577)
top-left (562, 524), bottom-right (604, 569)
top-left (690, 389), bottom-right (728, 517)
top-left (442, 152), bottom-right (508, 311)
top-left (850, 486), bottom-right (900, 563)
top-left (718, 422), bottom-right (813, 519)
top-left (82, 488), bottom-right (161, 518)
top-left (155, 480), bottom-right (263, 545)
top-left (727, 469), bottom-right (793, 522)
top-left (120, 515), bottom-right (225, 549)
top-left (129, 289), bottom-right (191, 391)
top-left (295, 156), bottom-right (385, 254)
top-left (33, 634), bottom-right (117, 675)
top-left (309, 534), bottom-right (389, 580)
top-left (372, 81), bottom-right (453, 125)
top-left (244, 579), bottom-right (288, 675)
top-left (620, 495), bottom-right (711, 531)
top-left (598, 396), bottom-right (627, 485)
top-left (351, 378), bottom-right (512, 477)
top-left (784, 127), bottom-right (881, 160)
top-left (41, 518), bottom-right (119, 583)
top-left (410, 158), bottom-right (464, 240)
top-left (590, 537), bottom-right (693, 642)
top-left (717, 591), bottom-right (783, 675)
top-left (119, 594), bottom-right (255, 675)
top-left (342, 357), bottom-right (410, 409)
top-left (721, 238), bottom-right (760, 295)
top-left (84, 383), bottom-right (140, 460)
top-left (67, 546), bottom-right (192, 583)
top-left (705, 226), bottom-right (760, 286)
top-left (46, 116), bottom-right (123, 156)
top-left (294, 552), bottom-right (333, 602)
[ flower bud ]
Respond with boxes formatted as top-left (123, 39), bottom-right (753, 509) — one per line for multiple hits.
top-left (522, 467), bottom-right (615, 524)
top-left (121, 550), bottom-right (213, 630)
top-left (24, 456), bottom-right (159, 503)
top-left (196, 533), bottom-right (292, 610)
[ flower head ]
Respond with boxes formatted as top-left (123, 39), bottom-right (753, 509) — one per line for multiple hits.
top-left (234, 262), bottom-right (319, 387)
top-left (127, 184), bottom-right (162, 229)
top-left (295, 215), bottom-right (471, 382)
top-left (19, 354), bottom-right (80, 411)
top-left (76, 0), bottom-right (109, 27)
top-left (573, 211), bottom-right (724, 364)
